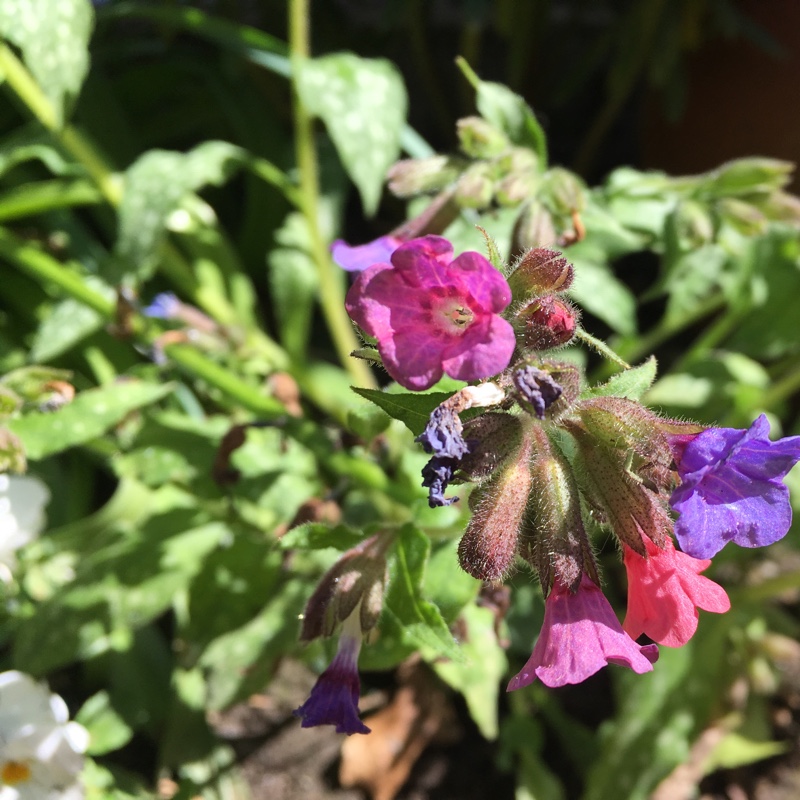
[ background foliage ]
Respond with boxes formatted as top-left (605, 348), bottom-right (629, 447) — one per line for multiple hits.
top-left (1, 1), bottom-right (800, 798)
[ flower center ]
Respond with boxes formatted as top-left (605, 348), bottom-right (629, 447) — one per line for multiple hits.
top-left (433, 297), bottom-right (474, 335)
top-left (1, 760), bottom-right (32, 786)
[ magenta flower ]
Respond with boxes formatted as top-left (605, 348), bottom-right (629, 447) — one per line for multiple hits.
top-left (508, 574), bottom-right (658, 690)
top-left (332, 235), bottom-right (402, 272)
top-left (623, 537), bottom-right (730, 647)
top-left (670, 414), bottom-right (800, 559)
top-left (345, 235), bottom-right (516, 390)
top-left (293, 628), bottom-right (370, 735)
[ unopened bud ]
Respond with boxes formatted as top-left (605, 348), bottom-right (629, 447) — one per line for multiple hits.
top-left (458, 412), bottom-right (523, 483)
top-left (717, 197), bottom-right (767, 236)
top-left (387, 156), bottom-right (460, 198)
top-left (300, 534), bottom-right (389, 641)
top-left (506, 248), bottom-right (574, 298)
top-left (710, 157), bottom-right (793, 196)
top-left (456, 116), bottom-right (510, 159)
top-left (671, 200), bottom-right (714, 249)
top-left (497, 147), bottom-right (539, 175)
top-left (514, 295), bottom-right (578, 350)
top-left (518, 425), bottom-right (596, 593)
top-left (541, 167), bottom-right (586, 216)
top-left (512, 201), bottom-right (557, 250)
top-left (458, 426), bottom-right (534, 581)
top-left (495, 171), bottom-right (538, 207)
top-left (0, 428), bottom-right (26, 473)
top-left (756, 190), bottom-right (800, 224)
top-left (454, 163), bottom-right (495, 209)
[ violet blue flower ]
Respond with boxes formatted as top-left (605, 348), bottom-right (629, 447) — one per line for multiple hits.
top-left (143, 292), bottom-right (182, 320)
top-left (345, 235), bottom-right (516, 390)
top-left (507, 574), bottom-right (658, 690)
top-left (332, 235), bottom-right (402, 272)
top-left (293, 623), bottom-right (370, 736)
top-left (513, 366), bottom-right (563, 419)
top-left (623, 537), bottom-right (730, 647)
top-left (670, 414), bottom-right (800, 559)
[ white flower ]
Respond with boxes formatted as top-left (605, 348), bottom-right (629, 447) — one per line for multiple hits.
top-left (0, 671), bottom-right (89, 800)
top-left (0, 475), bottom-right (50, 580)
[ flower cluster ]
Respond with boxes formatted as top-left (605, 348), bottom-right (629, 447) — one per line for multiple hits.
top-left (298, 232), bottom-right (800, 734)
top-left (0, 670), bottom-right (89, 799)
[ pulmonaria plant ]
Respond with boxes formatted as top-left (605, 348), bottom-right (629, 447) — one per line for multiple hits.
top-left (303, 234), bottom-right (800, 736)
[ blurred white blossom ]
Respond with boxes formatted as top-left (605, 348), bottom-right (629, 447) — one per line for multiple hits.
top-left (0, 671), bottom-right (89, 799)
top-left (0, 475), bottom-right (50, 580)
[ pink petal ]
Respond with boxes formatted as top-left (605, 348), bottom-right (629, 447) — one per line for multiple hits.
top-left (449, 251), bottom-right (512, 313)
top-left (508, 575), bottom-right (657, 690)
top-left (441, 315), bottom-right (516, 382)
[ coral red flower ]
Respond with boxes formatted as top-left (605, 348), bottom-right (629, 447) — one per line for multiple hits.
top-left (622, 537), bottom-right (730, 647)
top-left (508, 574), bottom-right (658, 689)
top-left (345, 235), bottom-right (516, 390)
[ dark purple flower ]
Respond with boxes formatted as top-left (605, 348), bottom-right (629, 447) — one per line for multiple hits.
top-left (416, 404), bottom-right (469, 459)
top-left (670, 414), bottom-right (800, 559)
top-left (345, 235), bottom-right (515, 390)
top-left (331, 235), bottom-right (402, 272)
top-left (293, 630), bottom-right (370, 735)
top-left (421, 456), bottom-right (459, 507)
top-left (513, 366), bottom-right (563, 418)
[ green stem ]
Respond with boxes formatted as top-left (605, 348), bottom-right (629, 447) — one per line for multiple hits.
top-left (288, 0), bottom-right (375, 388)
top-left (760, 361), bottom-right (800, 411)
top-left (575, 327), bottom-right (630, 370)
top-left (0, 41), bottom-right (290, 370)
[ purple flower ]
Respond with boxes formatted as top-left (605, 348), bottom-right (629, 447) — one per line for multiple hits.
top-left (143, 292), bottom-right (182, 320)
top-left (293, 629), bottom-right (370, 735)
top-left (421, 456), bottom-right (459, 507)
top-left (670, 414), bottom-right (800, 559)
top-left (513, 366), bottom-right (563, 419)
top-left (507, 575), bottom-right (658, 690)
top-left (345, 235), bottom-right (516, 390)
top-left (332, 235), bottom-right (402, 272)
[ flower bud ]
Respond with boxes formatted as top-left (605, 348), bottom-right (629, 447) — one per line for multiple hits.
top-left (716, 197), bottom-right (767, 236)
top-left (671, 200), bottom-right (714, 249)
top-left (564, 398), bottom-right (675, 555)
top-left (454, 163), bottom-right (495, 209)
top-left (513, 295), bottom-right (578, 350)
top-left (496, 147), bottom-right (539, 175)
top-left (458, 412), bottom-right (523, 483)
top-left (512, 201), bottom-right (557, 250)
top-left (456, 116), bottom-right (510, 159)
top-left (755, 190), bottom-right (800, 224)
top-left (458, 425), bottom-right (534, 581)
top-left (387, 156), bottom-right (460, 198)
top-left (495, 171), bottom-right (538, 207)
top-left (710, 157), bottom-right (793, 196)
top-left (541, 167), bottom-right (586, 216)
top-left (300, 534), bottom-right (390, 641)
top-left (506, 248), bottom-right (574, 299)
top-left (518, 425), bottom-right (597, 593)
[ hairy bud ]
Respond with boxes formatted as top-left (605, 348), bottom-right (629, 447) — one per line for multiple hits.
top-left (512, 201), bottom-right (558, 250)
top-left (506, 248), bottom-right (574, 299)
top-left (518, 426), bottom-right (597, 594)
top-left (513, 295), bottom-right (579, 350)
top-left (456, 116), bottom-right (510, 159)
top-left (541, 167), bottom-right (586, 216)
top-left (458, 426), bottom-right (534, 581)
top-left (454, 163), bottom-right (495, 209)
top-left (387, 156), bottom-right (460, 198)
top-left (301, 534), bottom-right (390, 641)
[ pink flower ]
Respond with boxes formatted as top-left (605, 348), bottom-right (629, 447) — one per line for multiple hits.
top-left (622, 537), bottom-right (730, 648)
top-left (345, 235), bottom-right (516, 390)
top-left (332, 235), bottom-right (402, 272)
top-left (508, 574), bottom-right (658, 690)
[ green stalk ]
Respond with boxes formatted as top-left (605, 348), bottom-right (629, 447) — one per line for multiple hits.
top-left (760, 362), bottom-right (800, 411)
top-left (288, 0), bottom-right (376, 389)
top-left (0, 42), bottom-right (289, 370)
top-left (575, 327), bottom-right (630, 370)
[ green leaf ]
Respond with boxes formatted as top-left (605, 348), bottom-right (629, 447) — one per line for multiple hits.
top-left (352, 387), bottom-right (452, 436)
top-left (434, 604), bottom-right (507, 739)
top-left (7, 380), bottom-right (174, 459)
top-left (0, 127), bottom-right (76, 178)
top-left (661, 243), bottom-right (731, 327)
top-left (0, 178), bottom-right (101, 221)
top-left (296, 53), bottom-right (407, 215)
top-left (705, 732), bottom-right (788, 772)
top-left (585, 357), bottom-right (657, 401)
top-left (569, 257), bottom-right (637, 335)
top-left (76, 691), bottom-right (134, 755)
top-left (0, 0), bottom-right (94, 126)
top-left (279, 522), bottom-right (367, 552)
top-left (116, 141), bottom-right (246, 280)
top-left (383, 523), bottom-right (463, 662)
top-left (30, 278), bottom-right (114, 361)
top-left (457, 58), bottom-right (547, 165)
